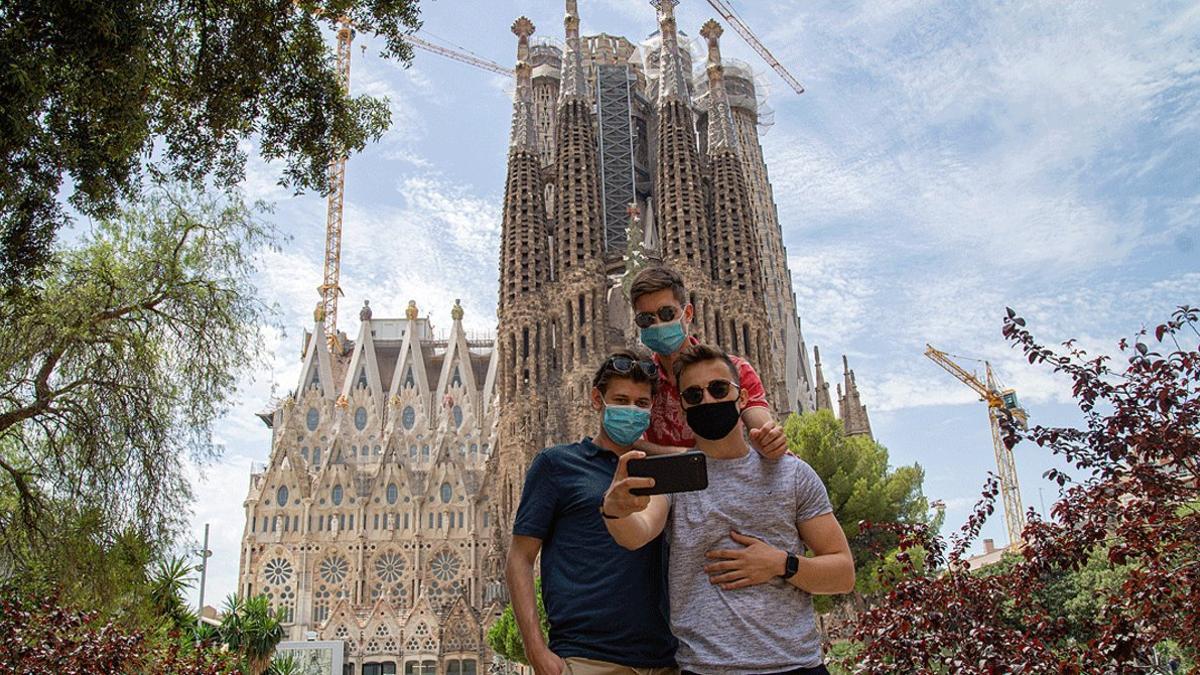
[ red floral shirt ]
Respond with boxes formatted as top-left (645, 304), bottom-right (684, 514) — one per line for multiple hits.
top-left (646, 337), bottom-right (769, 448)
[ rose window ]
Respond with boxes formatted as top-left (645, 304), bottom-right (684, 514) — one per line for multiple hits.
top-left (319, 555), bottom-right (349, 585)
top-left (263, 558), bottom-right (293, 586)
top-left (429, 550), bottom-right (462, 582)
top-left (374, 552), bottom-right (406, 583)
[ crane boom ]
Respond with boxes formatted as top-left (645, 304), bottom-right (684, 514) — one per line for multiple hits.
top-left (925, 344), bottom-right (1027, 547)
top-left (319, 18), bottom-right (352, 349)
top-left (407, 34), bottom-right (513, 78)
top-left (704, 0), bottom-right (805, 94)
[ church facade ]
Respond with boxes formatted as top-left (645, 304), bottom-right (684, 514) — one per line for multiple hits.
top-left (237, 3), bottom-right (871, 674)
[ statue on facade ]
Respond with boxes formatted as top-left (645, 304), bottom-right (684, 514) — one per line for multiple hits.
top-left (359, 299), bottom-right (372, 322)
top-left (406, 300), bottom-right (419, 320)
top-left (451, 298), bottom-right (464, 321)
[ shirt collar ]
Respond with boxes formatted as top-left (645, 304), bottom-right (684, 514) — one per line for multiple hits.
top-left (581, 436), bottom-right (604, 457)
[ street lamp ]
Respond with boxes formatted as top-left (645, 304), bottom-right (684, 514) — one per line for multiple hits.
top-left (195, 523), bottom-right (212, 620)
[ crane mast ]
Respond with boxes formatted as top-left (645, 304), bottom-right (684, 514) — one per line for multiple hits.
top-left (925, 344), bottom-right (1028, 547)
top-left (320, 18), bottom-right (352, 349)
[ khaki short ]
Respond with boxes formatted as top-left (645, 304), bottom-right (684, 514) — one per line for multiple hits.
top-left (563, 657), bottom-right (679, 675)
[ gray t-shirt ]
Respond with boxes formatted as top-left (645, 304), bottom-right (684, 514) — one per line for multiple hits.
top-left (666, 450), bottom-right (833, 674)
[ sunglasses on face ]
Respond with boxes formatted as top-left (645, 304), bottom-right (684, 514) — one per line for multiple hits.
top-left (606, 355), bottom-right (659, 379)
top-left (634, 305), bottom-right (680, 329)
top-left (680, 379), bottom-right (741, 406)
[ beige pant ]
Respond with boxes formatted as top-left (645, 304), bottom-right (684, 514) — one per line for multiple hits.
top-left (563, 657), bottom-right (678, 675)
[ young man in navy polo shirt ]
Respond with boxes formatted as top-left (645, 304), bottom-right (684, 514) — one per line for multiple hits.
top-left (507, 350), bottom-right (677, 675)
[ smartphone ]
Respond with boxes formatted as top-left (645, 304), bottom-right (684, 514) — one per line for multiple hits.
top-left (627, 450), bottom-right (708, 496)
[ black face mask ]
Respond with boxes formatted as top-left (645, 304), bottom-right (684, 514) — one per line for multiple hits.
top-left (685, 400), bottom-right (742, 441)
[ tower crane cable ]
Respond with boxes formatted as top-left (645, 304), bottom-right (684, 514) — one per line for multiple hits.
top-left (702, 0), bottom-right (806, 95)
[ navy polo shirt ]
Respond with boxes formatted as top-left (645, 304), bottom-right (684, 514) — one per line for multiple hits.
top-left (512, 438), bottom-right (676, 666)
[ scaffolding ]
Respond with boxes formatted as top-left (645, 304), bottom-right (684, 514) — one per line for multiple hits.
top-left (595, 64), bottom-right (638, 258)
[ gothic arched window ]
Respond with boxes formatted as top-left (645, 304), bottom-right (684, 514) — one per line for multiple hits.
top-left (276, 486), bottom-right (289, 507)
top-left (386, 483), bottom-right (398, 505)
top-left (402, 406), bottom-right (416, 430)
top-left (306, 408), bottom-right (319, 431)
top-left (452, 405), bottom-right (463, 428)
top-left (332, 484), bottom-right (343, 506)
top-left (355, 407), bottom-right (368, 431)
top-left (440, 482), bottom-right (452, 504)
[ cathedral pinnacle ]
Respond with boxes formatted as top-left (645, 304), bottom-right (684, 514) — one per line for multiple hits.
top-left (509, 17), bottom-right (538, 152)
top-left (700, 19), bottom-right (738, 152)
top-left (655, 0), bottom-right (689, 103)
top-left (559, 0), bottom-right (588, 101)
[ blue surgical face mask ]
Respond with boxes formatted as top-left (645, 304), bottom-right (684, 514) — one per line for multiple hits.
top-left (603, 404), bottom-right (651, 447)
top-left (639, 320), bottom-right (687, 355)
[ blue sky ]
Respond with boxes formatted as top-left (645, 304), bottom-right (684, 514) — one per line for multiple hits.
top-left (183, 0), bottom-right (1200, 608)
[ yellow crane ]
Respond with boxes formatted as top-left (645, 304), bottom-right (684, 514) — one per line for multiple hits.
top-left (318, 17), bottom-right (353, 351)
top-left (925, 344), bottom-right (1028, 546)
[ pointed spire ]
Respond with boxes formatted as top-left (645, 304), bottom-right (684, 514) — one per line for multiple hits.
top-left (813, 346), bottom-right (832, 411)
top-left (700, 19), bottom-right (738, 152)
top-left (838, 354), bottom-right (873, 438)
top-left (655, 0), bottom-right (690, 103)
top-left (509, 17), bottom-right (538, 152)
top-left (559, 0), bottom-right (588, 102)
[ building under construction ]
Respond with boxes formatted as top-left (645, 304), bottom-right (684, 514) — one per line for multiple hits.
top-left (237, 3), bottom-right (874, 673)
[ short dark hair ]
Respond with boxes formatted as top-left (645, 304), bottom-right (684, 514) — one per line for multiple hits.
top-left (630, 266), bottom-right (687, 306)
top-left (592, 349), bottom-right (659, 396)
top-left (673, 343), bottom-right (740, 387)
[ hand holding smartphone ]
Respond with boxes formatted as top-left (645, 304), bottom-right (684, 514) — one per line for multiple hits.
top-left (626, 450), bottom-right (708, 496)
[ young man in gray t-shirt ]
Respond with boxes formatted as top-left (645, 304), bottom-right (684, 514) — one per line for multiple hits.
top-left (601, 344), bottom-right (855, 675)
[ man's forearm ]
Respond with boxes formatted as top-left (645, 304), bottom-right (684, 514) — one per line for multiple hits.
top-left (604, 511), bottom-right (657, 550)
top-left (632, 438), bottom-right (686, 455)
top-left (742, 405), bottom-right (773, 430)
top-left (506, 555), bottom-right (550, 658)
top-left (788, 551), bottom-right (855, 595)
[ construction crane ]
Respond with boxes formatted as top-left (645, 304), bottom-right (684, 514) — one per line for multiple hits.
top-left (407, 34), bottom-right (513, 78)
top-left (925, 344), bottom-right (1029, 547)
top-left (702, 0), bottom-right (806, 94)
top-left (318, 17), bottom-right (353, 351)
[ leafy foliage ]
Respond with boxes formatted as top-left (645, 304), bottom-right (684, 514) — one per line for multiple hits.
top-left (220, 593), bottom-right (287, 675)
top-left (843, 306), bottom-right (1200, 673)
top-left (0, 580), bottom-right (237, 672)
top-left (486, 579), bottom-right (549, 665)
top-left (785, 410), bottom-right (932, 604)
top-left (0, 185), bottom-right (278, 571)
top-left (0, 0), bottom-right (422, 285)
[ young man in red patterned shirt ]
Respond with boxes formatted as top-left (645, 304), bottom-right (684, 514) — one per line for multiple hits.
top-left (628, 266), bottom-right (788, 459)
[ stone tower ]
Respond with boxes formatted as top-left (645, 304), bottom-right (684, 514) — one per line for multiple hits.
top-left (838, 355), bottom-right (873, 438)
top-left (813, 345), bottom-right (833, 412)
top-left (493, 16), bottom-right (553, 547)
top-left (698, 19), bottom-right (771, 377)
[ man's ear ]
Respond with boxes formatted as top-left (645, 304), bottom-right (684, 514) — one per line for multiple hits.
top-left (683, 302), bottom-right (695, 325)
top-left (590, 387), bottom-right (605, 412)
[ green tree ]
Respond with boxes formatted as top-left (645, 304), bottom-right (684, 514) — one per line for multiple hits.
top-left (0, 0), bottom-right (422, 285)
top-left (220, 594), bottom-right (287, 675)
top-left (0, 185), bottom-right (277, 586)
top-left (486, 580), bottom-right (548, 665)
top-left (785, 410), bottom-right (931, 605)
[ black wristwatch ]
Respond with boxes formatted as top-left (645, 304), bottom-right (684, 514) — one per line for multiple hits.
top-left (779, 551), bottom-right (800, 579)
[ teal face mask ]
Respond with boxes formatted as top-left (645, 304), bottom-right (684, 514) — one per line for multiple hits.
top-left (602, 404), bottom-right (651, 447)
top-left (639, 320), bottom-right (687, 355)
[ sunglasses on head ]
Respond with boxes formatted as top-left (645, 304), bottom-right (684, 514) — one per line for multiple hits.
top-left (634, 305), bottom-right (680, 329)
top-left (606, 355), bottom-right (659, 379)
top-left (680, 379), bottom-right (741, 406)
